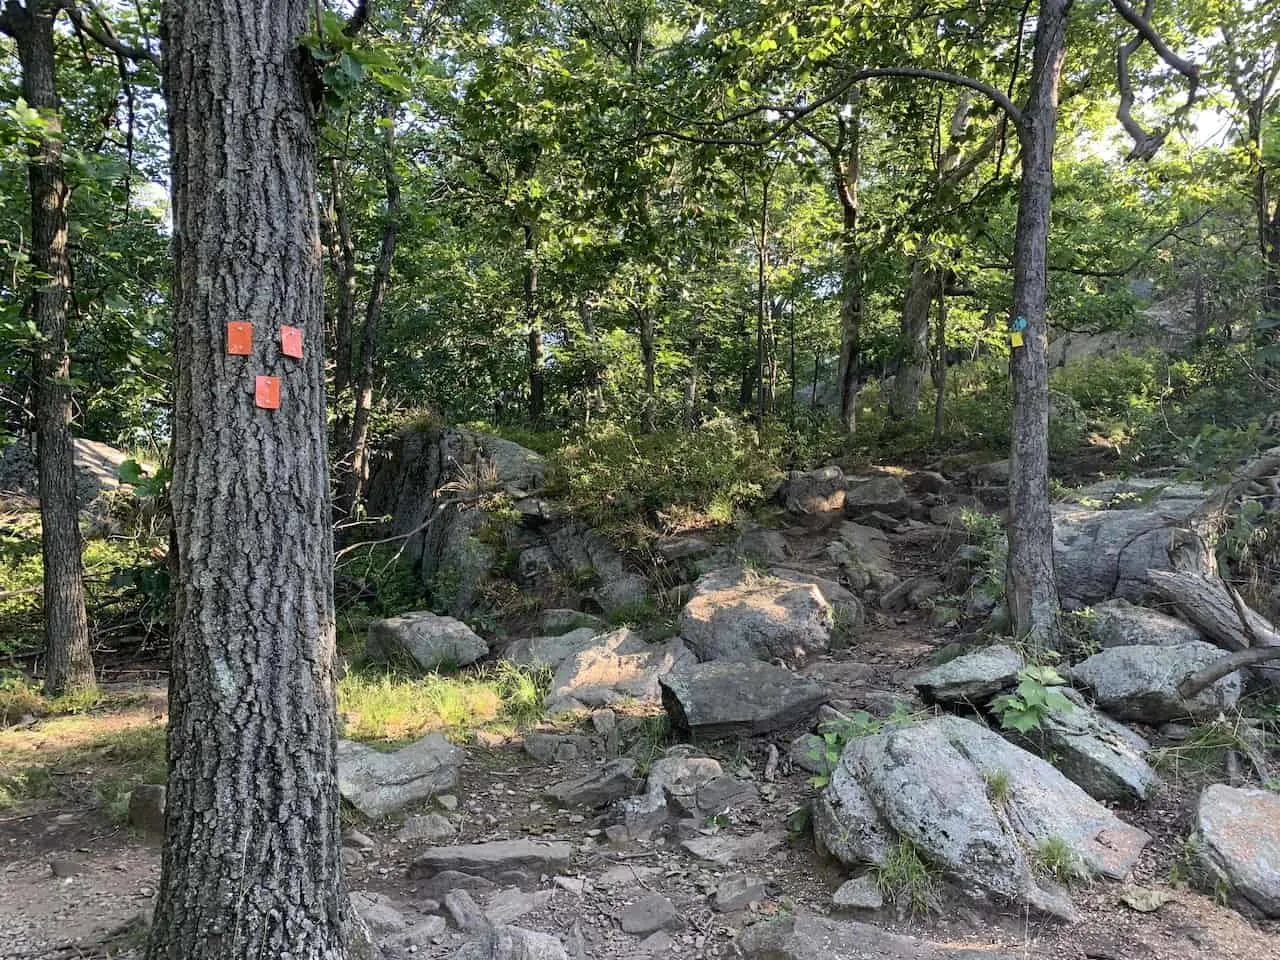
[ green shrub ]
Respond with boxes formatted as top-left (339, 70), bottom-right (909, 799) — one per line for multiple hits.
top-left (549, 417), bottom-right (783, 531)
top-left (1050, 351), bottom-right (1161, 422)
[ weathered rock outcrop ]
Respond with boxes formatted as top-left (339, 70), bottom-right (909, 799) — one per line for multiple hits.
top-left (1067, 641), bottom-right (1241, 723)
top-left (813, 716), bottom-right (1148, 919)
top-left (547, 628), bottom-right (693, 710)
top-left (680, 567), bottom-right (834, 663)
top-left (366, 612), bottom-right (488, 670)
top-left (913, 645), bottom-right (1023, 704)
top-left (777, 466), bottom-right (846, 515)
top-left (737, 912), bottom-right (1029, 960)
top-left (1085, 598), bottom-right (1204, 649)
top-left (1052, 485), bottom-right (1213, 609)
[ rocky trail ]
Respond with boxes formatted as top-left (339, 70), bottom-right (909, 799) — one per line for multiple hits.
top-left (4, 433), bottom-right (1280, 959)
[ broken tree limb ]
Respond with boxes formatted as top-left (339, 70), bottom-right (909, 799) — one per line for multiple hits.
top-left (1145, 569), bottom-right (1280, 653)
top-left (1178, 645), bottom-right (1280, 699)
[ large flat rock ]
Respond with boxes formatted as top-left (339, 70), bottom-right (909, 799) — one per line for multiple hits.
top-left (680, 568), bottom-right (834, 663)
top-left (660, 660), bottom-right (827, 737)
top-left (737, 913), bottom-right (1031, 959)
top-left (1068, 641), bottom-right (1241, 723)
top-left (1194, 784), bottom-right (1280, 918)
top-left (409, 839), bottom-right (573, 880)
top-left (337, 734), bottom-right (463, 819)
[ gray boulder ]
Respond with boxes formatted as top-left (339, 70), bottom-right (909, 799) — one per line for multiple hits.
top-left (844, 476), bottom-right (909, 519)
top-left (1087, 599), bottom-right (1203, 649)
top-left (737, 912), bottom-right (1027, 959)
top-left (367, 612), bottom-right (488, 671)
top-left (660, 660), bottom-right (827, 738)
top-left (680, 568), bottom-right (833, 663)
top-left (546, 758), bottom-right (639, 808)
top-left (1008, 689), bottom-right (1158, 804)
top-left (1193, 784), bottom-right (1280, 918)
top-left (1068, 641), bottom-right (1241, 723)
top-left (618, 754), bottom-right (724, 833)
top-left (831, 876), bottom-right (882, 911)
top-left (452, 925), bottom-right (569, 960)
top-left (1052, 490), bottom-right (1212, 609)
top-left (504, 628), bottom-right (599, 670)
top-left (337, 734), bottom-right (463, 818)
top-left (410, 839), bottom-right (573, 881)
top-left (913, 645), bottom-right (1023, 704)
top-left (813, 716), bottom-right (1148, 919)
top-left (713, 876), bottom-right (769, 912)
top-left (549, 629), bottom-right (693, 707)
top-left (620, 894), bottom-right (682, 935)
top-left (127, 784), bottom-right (166, 840)
top-left (778, 466), bottom-right (847, 515)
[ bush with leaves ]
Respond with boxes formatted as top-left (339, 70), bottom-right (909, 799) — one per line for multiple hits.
top-left (991, 665), bottom-right (1073, 734)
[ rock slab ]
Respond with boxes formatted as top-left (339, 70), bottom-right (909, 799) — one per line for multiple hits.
top-left (410, 840), bottom-right (573, 881)
top-left (913, 645), bottom-right (1023, 704)
top-left (337, 734), bottom-right (463, 819)
top-left (660, 660), bottom-right (827, 737)
top-left (680, 567), bottom-right (834, 663)
top-left (1068, 641), bottom-right (1241, 723)
top-left (367, 611), bottom-right (488, 670)
top-left (1194, 784), bottom-right (1280, 918)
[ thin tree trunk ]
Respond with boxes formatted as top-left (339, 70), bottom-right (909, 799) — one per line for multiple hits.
top-left (932, 281), bottom-right (949, 438)
top-left (151, 3), bottom-right (347, 957)
top-left (524, 223), bottom-right (543, 425)
top-left (639, 305), bottom-right (656, 432)
top-left (889, 256), bottom-right (941, 420)
top-left (343, 106), bottom-right (401, 514)
top-left (756, 180), bottom-right (770, 425)
top-left (3, 1), bottom-right (95, 696)
top-left (1006, 0), bottom-right (1070, 652)
top-left (834, 105), bottom-right (862, 435)
top-left (329, 158), bottom-right (358, 408)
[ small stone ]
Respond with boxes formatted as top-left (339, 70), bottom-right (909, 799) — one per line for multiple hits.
top-left (437, 794), bottom-right (459, 812)
top-left (127, 784), bottom-right (166, 839)
top-left (398, 813), bottom-right (457, 844)
top-left (591, 709), bottom-right (616, 735)
top-left (620, 893), bottom-right (683, 935)
top-left (351, 890), bottom-right (408, 937)
top-left (832, 875), bottom-right (883, 910)
top-left (639, 930), bottom-right (675, 954)
top-left (604, 825), bottom-right (630, 844)
top-left (49, 858), bottom-right (84, 878)
top-left (445, 888), bottom-right (490, 933)
top-left (712, 876), bottom-right (768, 912)
top-left (554, 876), bottom-right (586, 896)
top-left (485, 887), bottom-right (553, 925)
top-left (346, 828), bottom-right (377, 850)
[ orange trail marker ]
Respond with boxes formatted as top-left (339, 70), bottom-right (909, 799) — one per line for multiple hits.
top-left (227, 321), bottom-right (253, 355)
top-left (281, 325), bottom-right (303, 358)
top-left (255, 375), bottom-right (281, 410)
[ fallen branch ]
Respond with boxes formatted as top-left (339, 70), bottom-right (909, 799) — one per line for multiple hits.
top-left (1178, 645), bottom-right (1280, 698)
top-left (1145, 569), bottom-right (1280, 653)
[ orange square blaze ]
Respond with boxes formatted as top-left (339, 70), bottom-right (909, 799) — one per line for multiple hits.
top-left (255, 375), bottom-right (281, 410)
top-left (281, 325), bottom-right (304, 359)
top-left (227, 321), bottom-right (253, 355)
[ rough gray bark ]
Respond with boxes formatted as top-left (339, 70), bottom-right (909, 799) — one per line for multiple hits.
top-left (888, 256), bottom-right (941, 420)
top-left (1006, 0), bottom-right (1070, 651)
top-left (150, 3), bottom-right (347, 958)
top-left (1, 0), bottom-right (95, 696)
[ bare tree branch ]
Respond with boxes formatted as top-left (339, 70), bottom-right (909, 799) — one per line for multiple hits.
top-left (1109, 0), bottom-right (1199, 80)
top-left (1179, 645), bottom-right (1280, 699)
top-left (61, 0), bottom-right (158, 66)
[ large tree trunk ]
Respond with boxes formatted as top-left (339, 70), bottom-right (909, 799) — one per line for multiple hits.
top-left (150, 3), bottom-right (347, 958)
top-left (888, 255), bottom-right (941, 420)
top-left (1006, 0), bottom-right (1070, 651)
top-left (342, 109), bottom-right (401, 514)
top-left (6, 1), bottom-right (95, 697)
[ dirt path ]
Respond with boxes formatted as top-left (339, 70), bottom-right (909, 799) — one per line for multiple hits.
top-left (2, 513), bottom-right (1279, 958)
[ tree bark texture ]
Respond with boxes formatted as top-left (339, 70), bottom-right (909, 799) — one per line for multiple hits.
top-left (3, 0), bottom-right (96, 696)
top-left (639, 304), bottom-right (656, 432)
top-left (151, 3), bottom-right (346, 958)
top-left (1006, 0), bottom-right (1070, 651)
top-left (931, 283), bottom-right (948, 438)
top-left (888, 255), bottom-right (941, 420)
